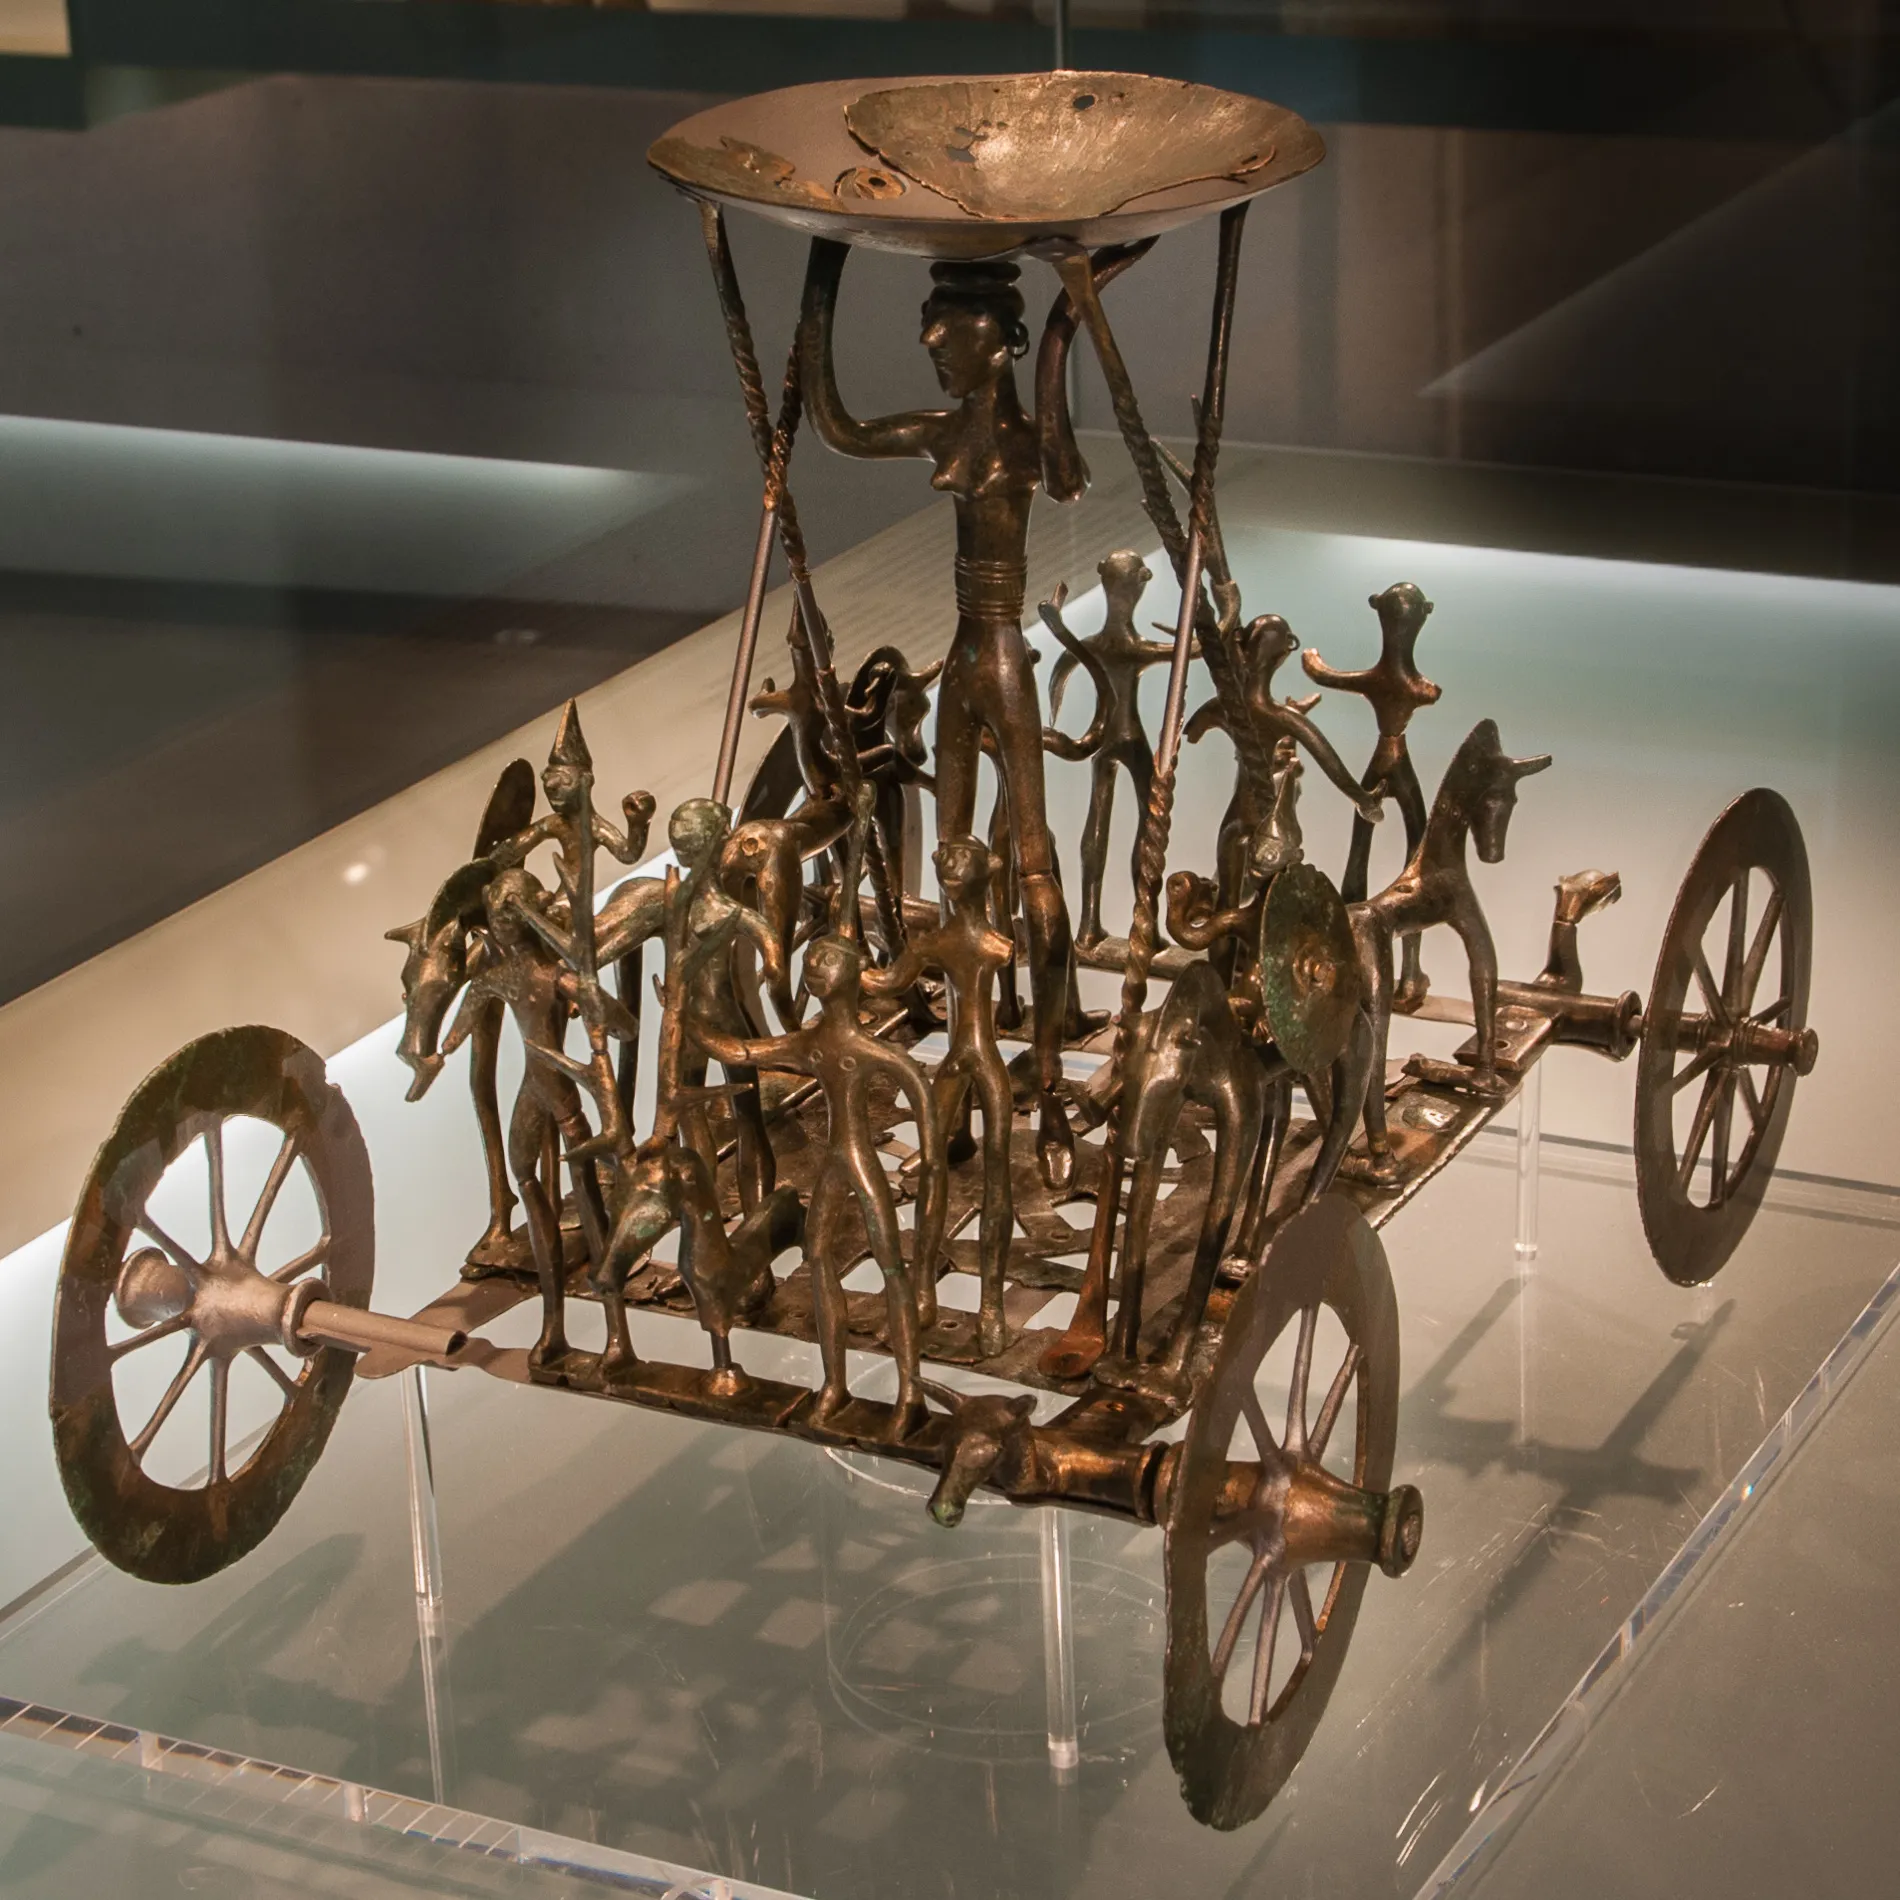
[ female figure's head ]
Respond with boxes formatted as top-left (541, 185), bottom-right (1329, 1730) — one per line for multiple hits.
top-left (921, 263), bottom-right (1028, 400)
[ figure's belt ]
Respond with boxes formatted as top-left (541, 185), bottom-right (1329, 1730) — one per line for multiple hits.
top-left (954, 555), bottom-right (1026, 622)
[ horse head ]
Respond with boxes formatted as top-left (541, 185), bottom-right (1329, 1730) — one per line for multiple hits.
top-left (925, 1388), bottom-right (1037, 1527)
top-left (1436, 719), bottom-right (1552, 866)
top-left (386, 857), bottom-right (494, 1102)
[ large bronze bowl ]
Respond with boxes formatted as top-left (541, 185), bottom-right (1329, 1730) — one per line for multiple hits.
top-left (649, 72), bottom-right (1324, 258)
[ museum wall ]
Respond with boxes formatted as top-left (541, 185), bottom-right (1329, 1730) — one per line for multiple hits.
top-left (0, 69), bottom-right (1889, 504)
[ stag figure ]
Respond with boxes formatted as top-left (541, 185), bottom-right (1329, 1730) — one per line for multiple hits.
top-left (691, 933), bottom-right (948, 1437)
top-left (1349, 719), bottom-right (1551, 1181)
top-left (1303, 582), bottom-right (1442, 1005)
top-left (863, 835), bottom-right (1016, 1355)
top-left (389, 760), bottom-right (539, 1269)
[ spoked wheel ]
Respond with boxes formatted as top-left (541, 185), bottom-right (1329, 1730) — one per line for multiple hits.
top-left (51, 1026), bottom-right (373, 1583)
top-left (1162, 1195), bottom-right (1420, 1830)
top-left (1635, 789), bottom-right (1818, 1286)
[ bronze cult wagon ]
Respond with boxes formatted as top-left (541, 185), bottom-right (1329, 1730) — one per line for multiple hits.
top-left (48, 74), bottom-right (1819, 1831)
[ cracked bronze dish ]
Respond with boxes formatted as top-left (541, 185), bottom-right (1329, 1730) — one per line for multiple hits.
top-left (648, 73), bottom-right (1323, 259)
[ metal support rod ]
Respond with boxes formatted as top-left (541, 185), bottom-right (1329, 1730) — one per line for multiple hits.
top-left (712, 499), bottom-right (778, 810)
top-left (698, 204), bottom-right (905, 948)
top-left (1154, 529), bottom-right (1206, 781)
top-left (1040, 1508), bottom-right (1079, 1779)
top-left (400, 1364), bottom-right (445, 1609)
top-left (1052, 0), bottom-right (1071, 71)
top-left (1515, 1062), bottom-right (1542, 1262)
top-left (1040, 219), bottom-right (1240, 1380)
top-left (402, 1365), bottom-right (455, 1803)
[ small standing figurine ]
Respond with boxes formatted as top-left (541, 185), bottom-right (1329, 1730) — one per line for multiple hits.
top-left (864, 835), bottom-right (1015, 1355)
top-left (691, 930), bottom-right (949, 1438)
top-left (1302, 583), bottom-right (1442, 1005)
top-left (749, 605), bottom-right (847, 800)
top-left (666, 797), bottom-right (788, 1214)
top-left (1040, 551), bottom-right (1182, 949)
top-left (463, 863), bottom-right (619, 1369)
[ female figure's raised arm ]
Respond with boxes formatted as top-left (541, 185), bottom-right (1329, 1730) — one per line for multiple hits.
top-left (799, 239), bottom-right (936, 462)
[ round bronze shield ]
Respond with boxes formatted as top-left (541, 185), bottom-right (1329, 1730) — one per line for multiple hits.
top-left (1259, 864), bottom-right (1363, 1079)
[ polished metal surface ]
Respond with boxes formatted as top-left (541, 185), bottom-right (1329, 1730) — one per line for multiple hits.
top-left (648, 75), bottom-right (1324, 259)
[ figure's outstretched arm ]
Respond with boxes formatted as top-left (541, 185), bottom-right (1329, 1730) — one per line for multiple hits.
top-left (861, 941), bottom-right (930, 998)
top-left (800, 240), bottom-right (936, 462)
top-left (1298, 649), bottom-right (1373, 694)
top-left (484, 814), bottom-right (557, 872)
top-left (500, 889), bottom-right (578, 965)
top-left (593, 791), bottom-right (657, 866)
top-left (1261, 702), bottom-right (1385, 824)
top-left (1183, 696), bottom-right (1226, 746)
top-left (689, 1016), bottom-right (801, 1072)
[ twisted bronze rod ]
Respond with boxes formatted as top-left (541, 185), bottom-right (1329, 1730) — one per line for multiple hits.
top-left (697, 205), bottom-right (903, 947)
top-left (1040, 221), bottom-right (1240, 1378)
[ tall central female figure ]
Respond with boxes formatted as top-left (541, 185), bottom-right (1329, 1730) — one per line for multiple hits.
top-left (802, 239), bottom-right (1122, 1189)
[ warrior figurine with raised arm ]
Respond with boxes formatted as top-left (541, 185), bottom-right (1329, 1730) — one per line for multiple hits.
top-left (483, 701), bottom-right (657, 1156)
top-left (800, 240), bottom-right (1103, 1191)
top-left (489, 701), bottom-right (657, 911)
top-left (863, 835), bottom-right (1016, 1355)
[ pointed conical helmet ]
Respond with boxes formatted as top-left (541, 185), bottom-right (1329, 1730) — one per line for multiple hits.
top-left (548, 700), bottom-right (593, 773)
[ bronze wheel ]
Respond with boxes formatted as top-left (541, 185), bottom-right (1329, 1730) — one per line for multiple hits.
top-left (1636, 790), bottom-right (1816, 1286)
top-left (51, 1026), bottom-right (374, 1583)
top-left (1162, 1195), bottom-right (1419, 1829)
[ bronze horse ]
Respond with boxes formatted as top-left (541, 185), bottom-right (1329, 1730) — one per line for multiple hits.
top-left (1350, 718), bottom-right (1551, 1179)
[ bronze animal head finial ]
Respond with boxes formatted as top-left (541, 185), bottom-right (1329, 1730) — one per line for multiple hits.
top-left (1436, 719), bottom-right (1552, 865)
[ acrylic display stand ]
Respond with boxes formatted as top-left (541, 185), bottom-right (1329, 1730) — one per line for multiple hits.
top-left (4, 1127), bottom-right (1896, 1900)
